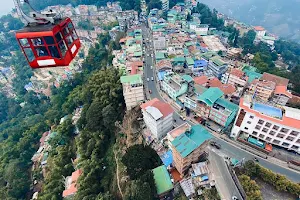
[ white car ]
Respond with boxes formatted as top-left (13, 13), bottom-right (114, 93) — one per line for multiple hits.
top-left (151, 54), bottom-right (153, 57)
top-left (147, 78), bottom-right (150, 81)
top-left (150, 66), bottom-right (153, 69)
top-left (151, 77), bottom-right (154, 81)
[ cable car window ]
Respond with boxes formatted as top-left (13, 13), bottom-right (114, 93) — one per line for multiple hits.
top-left (24, 48), bottom-right (34, 62)
top-left (48, 46), bottom-right (61, 59)
top-left (35, 46), bottom-right (49, 57)
top-left (66, 35), bottom-right (73, 47)
top-left (63, 27), bottom-right (69, 36)
top-left (55, 32), bottom-right (63, 42)
top-left (31, 38), bottom-right (44, 46)
top-left (71, 31), bottom-right (78, 40)
top-left (44, 36), bottom-right (55, 45)
top-left (67, 23), bottom-right (74, 31)
top-left (19, 39), bottom-right (29, 47)
top-left (58, 41), bottom-right (67, 57)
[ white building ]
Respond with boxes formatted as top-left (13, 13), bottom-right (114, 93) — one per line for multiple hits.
top-left (253, 26), bottom-right (266, 39)
top-left (231, 95), bottom-right (300, 154)
top-left (153, 36), bottom-right (167, 50)
top-left (141, 98), bottom-right (174, 140)
top-left (161, 0), bottom-right (169, 11)
top-left (120, 74), bottom-right (145, 110)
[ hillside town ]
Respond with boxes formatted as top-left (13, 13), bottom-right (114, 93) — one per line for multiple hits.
top-left (1, 0), bottom-right (300, 200)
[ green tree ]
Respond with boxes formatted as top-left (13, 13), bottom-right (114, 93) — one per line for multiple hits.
top-left (238, 175), bottom-right (263, 200)
top-left (122, 144), bottom-right (162, 179)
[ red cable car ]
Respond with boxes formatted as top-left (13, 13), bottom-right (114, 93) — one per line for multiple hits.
top-left (14, 0), bottom-right (81, 69)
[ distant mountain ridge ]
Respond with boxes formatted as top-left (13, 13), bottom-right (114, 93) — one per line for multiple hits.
top-left (198, 0), bottom-right (300, 42)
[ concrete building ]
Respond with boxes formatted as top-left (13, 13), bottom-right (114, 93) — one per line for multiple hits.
top-left (162, 72), bottom-right (188, 100)
top-left (120, 74), bottom-right (144, 110)
top-left (189, 23), bottom-right (209, 36)
top-left (153, 36), bottom-right (167, 50)
top-left (207, 57), bottom-right (228, 79)
top-left (253, 26), bottom-right (266, 39)
top-left (171, 124), bottom-right (212, 175)
top-left (226, 68), bottom-right (248, 87)
top-left (141, 98), bottom-right (174, 140)
top-left (161, 0), bottom-right (169, 11)
top-left (231, 95), bottom-right (300, 154)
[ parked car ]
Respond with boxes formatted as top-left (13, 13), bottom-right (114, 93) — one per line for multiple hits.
top-left (151, 77), bottom-right (154, 81)
top-left (150, 65), bottom-right (153, 69)
top-left (147, 78), bottom-right (150, 81)
top-left (180, 115), bottom-right (186, 121)
top-left (210, 141), bottom-right (221, 149)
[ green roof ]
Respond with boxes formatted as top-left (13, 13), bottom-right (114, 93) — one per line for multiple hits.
top-left (183, 48), bottom-right (189, 55)
top-left (134, 51), bottom-right (142, 57)
top-left (198, 87), bottom-right (224, 107)
top-left (243, 65), bottom-right (258, 72)
top-left (171, 125), bottom-right (212, 158)
top-left (120, 74), bottom-right (142, 84)
top-left (156, 52), bottom-right (165, 60)
top-left (262, 36), bottom-right (276, 41)
top-left (201, 51), bottom-right (217, 60)
top-left (215, 98), bottom-right (238, 112)
top-left (152, 165), bottom-right (173, 195)
top-left (211, 57), bottom-right (226, 67)
top-left (173, 57), bottom-right (185, 63)
top-left (182, 74), bottom-right (193, 83)
top-left (244, 70), bottom-right (262, 83)
top-left (186, 57), bottom-right (194, 65)
top-left (185, 41), bottom-right (193, 47)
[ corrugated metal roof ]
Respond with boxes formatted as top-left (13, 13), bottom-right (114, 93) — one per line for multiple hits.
top-left (152, 165), bottom-right (173, 195)
top-left (198, 87), bottom-right (224, 107)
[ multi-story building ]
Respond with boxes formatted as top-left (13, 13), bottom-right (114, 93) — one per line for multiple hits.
top-left (231, 95), bottom-right (300, 154)
top-left (161, 0), bottom-right (169, 11)
top-left (153, 36), bottom-right (167, 50)
top-left (167, 123), bottom-right (191, 148)
top-left (189, 23), bottom-right (209, 36)
top-left (209, 98), bottom-right (239, 128)
top-left (171, 124), bottom-right (212, 175)
top-left (226, 68), bottom-right (248, 87)
top-left (249, 72), bottom-right (292, 105)
top-left (161, 72), bottom-right (188, 100)
top-left (120, 74), bottom-right (144, 110)
top-left (141, 98), bottom-right (174, 139)
top-left (253, 26), bottom-right (266, 39)
top-left (207, 57), bottom-right (228, 79)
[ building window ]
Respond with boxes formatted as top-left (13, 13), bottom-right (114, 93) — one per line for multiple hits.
top-left (286, 136), bottom-right (295, 141)
top-left (262, 128), bottom-right (268, 133)
top-left (280, 128), bottom-right (289, 133)
top-left (290, 131), bottom-right (299, 137)
top-left (269, 131), bottom-right (276, 136)
top-left (276, 133), bottom-right (285, 139)
top-left (247, 121), bottom-right (251, 124)
top-left (249, 115), bottom-right (254, 119)
top-left (258, 119), bottom-right (264, 125)
top-left (259, 134), bottom-right (265, 139)
top-left (252, 131), bottom-right (258, 136)
top-left (291, 145), bottom-right (299, 150)
top-left (265, 122), bottom-right (272, 128)
top-left (266, 137), bottom-right (271, 141)
top-left (282, 142), bottom-right (290, 147)
top-left (273, 139), bottom-right (280, 144)
top-left (255, 125), bottom-right (261, 130)
top-left (273, 125), bottom-right (279, 130)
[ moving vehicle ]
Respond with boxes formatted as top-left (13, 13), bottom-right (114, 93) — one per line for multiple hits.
top-left (149, 90), bottom-right (152, 94)
top-left (253, 157), bottom-right (259, 162)
top-left (150, 65), bottom-right (153, 69)
top-left (14, 0), bottom-right (80, 69)
top-left (210, 141), bottom-right (221, 149)
top-left (232, 196), bottom-right (239, 200)
top-left (180, 115), bottom-right (186, 121)
top-left (147, 78), bottom-right (150, 81)
top-left (151, 77), bottom-right (154, 81)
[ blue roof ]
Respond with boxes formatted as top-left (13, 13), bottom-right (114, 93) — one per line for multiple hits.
top-left (158, 71), bottom-right (167, 81)
top-left (161, 150), bottom-right (173, 167)
top-left (194, 60), bottom-right (208, 68)
top-left (171, 125), bottom-right (212, 158)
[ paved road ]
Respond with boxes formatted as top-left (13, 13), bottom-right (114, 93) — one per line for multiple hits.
top-left (141, 25), bottom-right (300, 183)
top-left (209, 148), bottom-right (242, 200)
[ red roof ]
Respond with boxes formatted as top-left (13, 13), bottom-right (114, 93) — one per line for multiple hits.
top-left (62, 169), bottom-right (82, 198)
top-left (219, 84), bottom-right (235, 95)
top-left (131, 65), bottom-right (138, 75)
top-left (230, 68), bottom-right (245, 78)
top-left (207, 78), bottom-right (222, 87)
top-left (40, 131), bottom-right (49, 146)
top-left (274, 85), bottom-right (292, 98)
top-left (194, 76), bottom-right (208, 85)
top-left (261, 72), bottom-right (289, 86)
top-left (141, 98), bottom-right (174, 118)
top-left (254, 26), bottom-right (265, 31)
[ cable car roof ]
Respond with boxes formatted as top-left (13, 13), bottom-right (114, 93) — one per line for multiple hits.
top-left (16, 18), bottom-right (67, 33)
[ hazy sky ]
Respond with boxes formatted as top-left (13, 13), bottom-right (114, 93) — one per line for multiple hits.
top-left (0, 0), bottom-right (14, 16)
